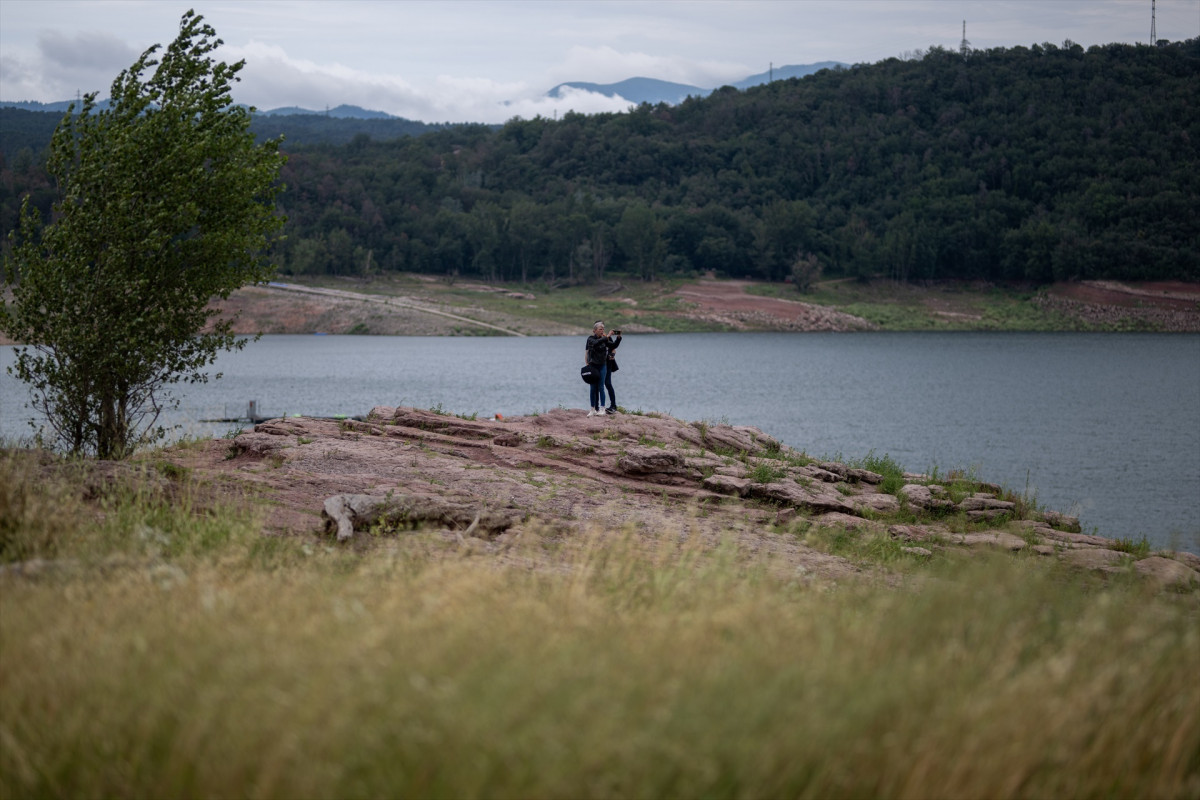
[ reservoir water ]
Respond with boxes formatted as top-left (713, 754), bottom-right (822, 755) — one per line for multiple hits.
top-left (3, 332), bottom-right (1198, 554)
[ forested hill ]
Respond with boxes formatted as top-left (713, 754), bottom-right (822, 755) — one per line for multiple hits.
top-left (4, 40), bottom-right (1199, 284)
top-left (0, 106), bottom-right (449, 157)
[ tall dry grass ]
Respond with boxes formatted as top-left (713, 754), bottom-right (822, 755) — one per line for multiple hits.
top-left (1, 449), bottom-right (1198, 799)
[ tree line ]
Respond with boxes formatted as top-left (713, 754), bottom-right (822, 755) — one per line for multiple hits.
top-left (4, 38), bottom-right (1198, 286)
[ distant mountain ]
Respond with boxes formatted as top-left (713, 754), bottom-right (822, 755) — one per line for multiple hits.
top-left (258, 104), bottom-right (395, 120)
top-left (0, 105), bottom-right (450, 157)
top-left (731, 61), bottom-right (845, 90)
top-left (547, 77), bottom-right (708, 106)
top-left (547, 62), bottom-right (847, 106)
top-left (0, 99), bottom-right (112, 113)
top-left (0, 62), bottom-right (849, 130)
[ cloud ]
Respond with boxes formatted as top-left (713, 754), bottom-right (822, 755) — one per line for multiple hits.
top-left (0, 30), bottom-right (139, 102)
top-left (498, 86), bottom-right (638, 123)
top-left (6, 0), bottom-right (1187, 122)
top-left (226, 41), bottom-right (637, 124)
top-left (38, 30), bottom-right (139, 71)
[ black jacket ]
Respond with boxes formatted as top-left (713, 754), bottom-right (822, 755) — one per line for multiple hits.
top-left (585, 334), bottom-right (610, 366)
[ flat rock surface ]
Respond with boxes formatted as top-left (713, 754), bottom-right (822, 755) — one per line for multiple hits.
top-left (160, 406), bottom-right (1199, 590)
top-left (170, 407), bottom-right (882, 583)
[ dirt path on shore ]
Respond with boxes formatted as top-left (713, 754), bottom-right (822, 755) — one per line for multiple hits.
top-left (261, 282), bottom-right (528, 336)
top-left (208, 281), bottom-right (578, 337)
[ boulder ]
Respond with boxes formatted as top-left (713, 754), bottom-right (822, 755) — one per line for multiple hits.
top-left (846, 468), bottom-right (884, 484)
top-left (1061, 548), bottom-right (1132, 572)
top-left (254, 419), bottom-right (319, 438)
top-left (617, 447), bottom-right (686, 475)
top-left (1040, 510), bottom-right (1082, 533)
top-left (389, 407), bottom-right (496, 439)
top-left (1133, 557), bottom-right (1200, 589)
top-left (749, 481), bottom-right (855, 515)
top-left (801, 466), bottom-right (843, 483)
top-left (898, 484), bottom-right (953, 511)
top-left (322, 493), bottom-right (519, 542)
top-left (816, 512), bottom-right (878, 532)
top-left (1039, 529), bottom-right (1113, 548)
top-left (966, 509), bottom-right (1013, 523)
top-left (888, 524), bottom-right (939, 543)
top-left (1162, 550), bottom-right (1200, 572)
top-left (703, 474), bottom-right (752, 497)
top-left (850, 493), bottom-right (900, 514)
top-left (693, 423), bottom-right (767, 456)
top-left (714, 465), bottom-right (749, 478)
top-left (954, 532), bottom-right (1027, 551)
top-left (816, 461), bottom-right (848, 478)
top-left (230, 431), bottom-right (292, 459)
top-left (958, 494), bottom-right (1015, 513)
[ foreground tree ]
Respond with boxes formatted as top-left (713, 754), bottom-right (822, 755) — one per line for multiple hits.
top-left (0, 11), bottom-right (284, 458)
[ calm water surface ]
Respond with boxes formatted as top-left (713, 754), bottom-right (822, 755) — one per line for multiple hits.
top-left (3, 332), bottom-right (1198, 553)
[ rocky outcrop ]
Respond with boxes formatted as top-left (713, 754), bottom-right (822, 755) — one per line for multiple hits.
top-left (164, 405), bottom-right (1199, 590)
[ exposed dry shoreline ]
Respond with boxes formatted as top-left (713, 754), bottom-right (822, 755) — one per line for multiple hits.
top-left (3, 277), bottom-right (1196, 345)
top-left (208, 277), bottom-right (1200, 336)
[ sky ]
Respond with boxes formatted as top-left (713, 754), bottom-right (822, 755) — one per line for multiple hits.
top-left (1, 0), bottom-right (1198, 123)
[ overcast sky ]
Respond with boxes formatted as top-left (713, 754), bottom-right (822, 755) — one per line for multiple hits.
top-left (1, 0), bottom-right (1197, 123)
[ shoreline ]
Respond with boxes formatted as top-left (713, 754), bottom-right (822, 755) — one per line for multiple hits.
top-left (3, 276), bottom-right (1197, 346)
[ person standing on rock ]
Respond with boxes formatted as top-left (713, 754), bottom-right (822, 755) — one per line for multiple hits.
top-left (585, 321), bottom-right (611, 417)
top-left (602, 327), bottom-right (622, 415)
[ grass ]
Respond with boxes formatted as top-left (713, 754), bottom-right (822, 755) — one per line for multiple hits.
top-left (1112, 535), bottom-right (1153, 558)
top-left (745, 279), bottom-right (1092, 331)
top-left (797, 520), bottom-right (921, 565)
top-left (852, 450), bottom-right (907, 495)
top-left (2, 448), bottom-right (1199, 799)
top-left (748, 461), bottom-right (788, 484)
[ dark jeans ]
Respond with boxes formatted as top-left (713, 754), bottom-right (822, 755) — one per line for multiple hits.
top-left (603, 366), bottom-right (616, 409)
top-left (589, 363), bottom-right (608, 409)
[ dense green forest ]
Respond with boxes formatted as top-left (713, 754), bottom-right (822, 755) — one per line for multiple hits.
top-left (3, 39), bottom-right (1198, 285)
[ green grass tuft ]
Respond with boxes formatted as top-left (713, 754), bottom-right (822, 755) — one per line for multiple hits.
top-left (748, 462), bottom-right (787, 484)
top-left (1112, 535), bottom-right (1152, 558)
top-left (854, 450), bottom-right (907, 494)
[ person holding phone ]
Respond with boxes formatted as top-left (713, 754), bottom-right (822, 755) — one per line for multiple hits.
top-left (603, 327), bottom-right (622, 415)
top-left (585, 321), bottom-right (610, 417)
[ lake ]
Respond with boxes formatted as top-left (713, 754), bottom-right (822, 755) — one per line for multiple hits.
top-left (3, 332), bottom-right (1198, 554)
